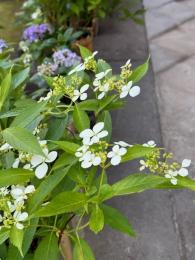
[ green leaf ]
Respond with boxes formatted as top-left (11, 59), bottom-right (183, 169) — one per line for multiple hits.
top-left (97, 95), bottom-right (117, 114)
top-left (0, 228), bottom-right (10, 244)
top-left (130, 59), bottom-right (149, 83)
top-left (12, 67), bottom-right (30, 89)
top-left (52, 153), bottom-right (77, 171)
top-left (112, 174), bottom-right (166, 196)
top-left (156, 176), bottom-right (195, 190)
top-left (2, 127), bottom-right (44, 155)
top-left (46, 116), bottom-right (68, 140)
top-left (102, 204), bottom-right (136, 237)
top-left (9, 226), bottom-right (24, 256)
top-left (0, 68), bottom-right (12, 110)
top-left (77, 99), bottom-right (99, 111)
top-left (0, 169), bottom-right (34, 187)
top-left (28, 166), bottom-right (71, 214)
top-left (73, 104), bottom-right (90, 132)
top-left (33, 191), bottom-right (87, 217)
top-left (73, 238), bottom-right (95, 260)
top-left (97, 59), bottom-right (112, 73)
top-left (89, 206), bottom-right (104, 234)
top-left (34, 233), bottom-right (59, 260)
top-left (51, 141), bottom-right (79, 154)
top-left (122, 145), bottom-right (154, 163)
top-left (11, 101), bottom-right (47, 128)
top-left (79, 45), bottom-right (92, 60)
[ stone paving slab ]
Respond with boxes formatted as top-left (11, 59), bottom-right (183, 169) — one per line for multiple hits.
top-left (145, 0), bottom-right (195, 39)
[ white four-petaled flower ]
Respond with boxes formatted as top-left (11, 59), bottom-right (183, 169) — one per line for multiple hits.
top-left (79, 122), bottom-right (108, 145)
top-left (30, 148), bottom-right (57, 179)
top-left (72, 84), bottom-right (89, 102)
top-left (107, 145), bottom-right (127, 166)
top-left (120, 81), bottom-right (140, 99)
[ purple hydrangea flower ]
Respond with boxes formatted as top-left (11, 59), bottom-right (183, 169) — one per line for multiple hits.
top-left (0, 39), bottom-right (8, 53)
top-left (23, 24), bottom-right (52, 43)
top-left (52, 48), bottom-right (81, 68)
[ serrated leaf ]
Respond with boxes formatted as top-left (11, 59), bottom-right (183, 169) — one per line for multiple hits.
top-left (2, 127), bottom-right (44, 155)
top-left (33, 191), bottom-right (87, 217)
top-left (89, 206), bottom-right (104, 234)
top-left (9, 226), bottom-right (24, 256)
top-left (73, 104), bottom-right (90, 132)
top-left (51, 141), bottom-right (79, 154)
top-left (122, 145), bottom-right (154, 163)
top-left (73, 238), bottom-right (95, 260)
top-left (28, 166), bottom-right (71, 214)
top-left (102, 204), bottom-right (136, 237)
top-left (34, 233), bottom-right (59, 260)
top-left (0, 168), bottom-right (34, 187)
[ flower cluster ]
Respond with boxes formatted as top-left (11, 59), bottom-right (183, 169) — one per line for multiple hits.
top-left (52, 48), bottom-right (81, 68)
top-left (23, 24), bottom-right (52, 42)
top-left (12, 140), bottom-right (57, 179)
top-left (139, 148), bottom-right (191, 185)
top-left (75, 122), bottom-right (130, 168)
top-left (0, 39), bottom-right (8, 53)
top-left (0, 184), bottom-right (35, 229)
top-left (37, 62), bottom-right (58, 76)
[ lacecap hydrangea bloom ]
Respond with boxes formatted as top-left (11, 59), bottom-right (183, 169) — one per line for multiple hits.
top-left (52, 48), bottom-right (81, 68)
top-left (23, 24), bottom-right (52, 42)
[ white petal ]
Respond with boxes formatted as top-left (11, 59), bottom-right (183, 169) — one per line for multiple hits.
top-left (90, 136), bottom-right (99, 144)
top-left (11, 188), bottom-right (23, 199)
top-left (25, 185), bottom-right (35, 194)
top-left (80, 84), bottom-right (89, 93)
top-left (45, 151), bottom-right (57, 163)
top-left (35, 163), bottom-right (48, 179)
top-left (129, 86), bottom-right (140, 97)
top-left (17, 212), bottom-right (28, 222)
top-left (12, 158), bottom-right (20, 168)
top-left (93, 122), bottom-right (104, 134)
top-left (165, 173), bottom-right (171, 179)
top-left (31, 155), bottom-right (43, 167)
top-left (171, 178), bottom-right (177, 185)
top-left (114, 141), bottom-right (131, 147)
top-left (80, 129), bottom-right (93, 139)
top-left (178, 168), bottom-right (188, 177)
top-left (82, 137), bottom-right (91, 145)
top-left (120, 90), bottom-right (129, 98)
top-left (113, 145), bottom-right (120, 153)
top-left (23, 164), bottom-right (31, 169)
top-left (16, 223), bottom-right (24, 229)
top-left (98, 92), bottom-right (105, 100)
top-left (119, 147), bottom-right (127, 156)
top-left (80, 93), bottom-right (87, 100)
top-left (96, 72), bottom-right (105, 80)
top-left (182, 159), bottom-right (191, 168)
top-left (107, 151), bottom-right (114, 158)
top-left (97, 130), bottom-right (108, 139)
top-left (92, 156), bottom-right (101, 166)
top-left (81, 160), bottom-right (92, 169)
top-left (111, 155), bottom-right (121, 166)
top-left (72, 95), bottom-right (79, 102)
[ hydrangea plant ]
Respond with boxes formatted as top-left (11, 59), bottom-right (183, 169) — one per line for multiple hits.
top-left (0, 45), bottom-right (194, 259)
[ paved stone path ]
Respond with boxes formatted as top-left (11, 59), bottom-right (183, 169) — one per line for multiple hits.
top-left (86, 1), bottom-right (195, 259)
top-left (144, 0), bottom-right (195, 259)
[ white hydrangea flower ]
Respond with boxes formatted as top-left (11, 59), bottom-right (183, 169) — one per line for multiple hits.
top-left (165, 170), bottom-right (178, 185)
top-left (13, 211), bottom-right (28, 229)
top-left (72, 84), bottom-right (89, 102)
top-left (107, 145), bottom-right (127, 166)
top-left (79, 122), bottom-right (108, 145)
top-left (81, 151), bottom-right (101, 169)
top-left (139, 160), bottom-right (148, 171)
top-left (120, 59), bottom-right (131, 69)
top-left (178, 159), bottom-right (191, 177)
top-left (143, 140), bottom-right (156, 147)
top-left (75, 145), bottom-right (89, 161)
top-left (11, 185), bottom-right (35, 202)
top-left (97, 83), bottom-right (110, 99)
top-left (93, 69), bottom-right (112, 86)
top-left (120, 81), bottom-right (140, 99)
top-left (31, 148), bottom-right (57, 179)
